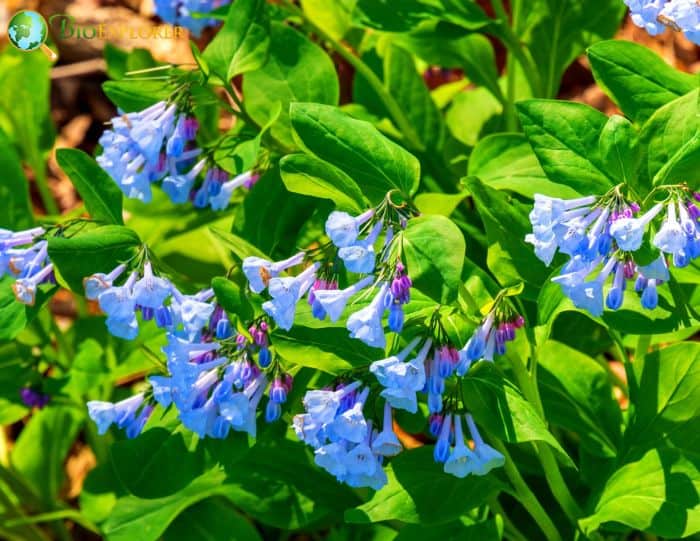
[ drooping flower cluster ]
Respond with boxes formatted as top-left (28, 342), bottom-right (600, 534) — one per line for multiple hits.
top-left (460, 311), bottom-right (525, 369)
top-left (86, 260), bottom-right (202, 340)
top-left (2, 227), bottom-right (56, 306)
top-left (432, 413), bottom-right (505, 478)
top-left (87, 393), bottom-right (155, 439)
top-left (293, 382), bottom-right (396, 489)
top-left (625, 0), bottom-right (700, 44)
top-left (154, 0), bottom-right (230, 37)
top-left (366, 320), bottom-right (507, 479)
top-left (243, 198), bottom-right (419, 349)
top-left (525, 189), bottom-right (699, 316)
top-left (98, 100), bottom-right (257, 209)
top-left (88, 307), bottom-right (294, 439)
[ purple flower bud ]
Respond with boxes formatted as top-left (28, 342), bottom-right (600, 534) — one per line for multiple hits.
top-left (687, 202), bottom-right (700, 220)
top-left (270, 378), bottom-right (288, 404)
top-left (624, 260), bottom-right (637, 279)
top-left (235, 334), bottom-right (247, 348)
top-left (428, 413), bottom-right (443, 437)
top-left (630, 202), bottom-right (641, 213)
top-left (694, 192), bottom-right (700, 203)
top-left (513, 315), bottom-right (525, 328)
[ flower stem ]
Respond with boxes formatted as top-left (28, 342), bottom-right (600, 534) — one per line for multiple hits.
top-left (489, 0), bottom-right (543, 97)
top-left (510, 334), bottom-right (583, 524)
top-left (491, 438), bottom-right (563, 541)
top-left (280, 0), bottom-right (425, 153)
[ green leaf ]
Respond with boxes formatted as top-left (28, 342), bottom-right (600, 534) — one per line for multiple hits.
top-left (399, 215), bottom-right (465, 304)
top-left (290, 102), bottom-right (420, 201)
top-left (538, 340), bottom-right (622, 458)
top-left (353, 0), bottom-right (492, 32)
top-left (639, 89), bottom-right (700, 189)
top-left (519, 0), bottom-right (625, 98)
top-left (10, 406), bottom-right (84, 505)
top-left (395, 518), bottom-right (503, 541)
top-left (580, 447), bottom-right (700, 538)
top-left (345, 446), bottom-right (504, 524)
top-left (0, 128), bottom-right (33, 230)
top-left (625, 342), bottom-right (700, 455)
top-left (163, 498), bottom-right (262, 541)
top-left (393, 23), bottom-right (502, 102)
top-left (102, 81), bottom-right (170, 113)
top-left (445, 87), bottom-right (503, 148)
top-left (462, 362), bottom-right (574, 466)
top-left (383, 44), bottom-right (446, 152)
top-left (102, 469), bottom-right (230, 541)
top-left (598, 115), bottom-right (640, 188)
top-left (273, 325), bottom-right (379, 374)
top-left (56, 148), bottom-right (124, 225)
top-left (414, 192), bottom-right (467, 217)
top-left (0, 47), bottom-right (55, 192)
top-left (220, 437), bottom-right (360, 528)
top-left (47, 226), bottom-right (141, 293)
top-left (588, 40), bottom-right (698, 123)
top-left (211, 277), bottom-right (254, 321)
top-left (517, 99), bottom-right (615, 194)
top-left (0, 277), bottom-right (56, 341)
top-left (301, 0), bottom-right (355, 40)
top-left (209, 227), bottom-right (268, 261)
top-left (279, 154), bottom-right (366, 212)
top-left (463, 177), bottom-right (548, 300)
top-left (202, 0), bottom-right (270, 82)
top-left (468, 133), bottom-right (580, 199)
top-left (243, 23), bottom-right (339, 148)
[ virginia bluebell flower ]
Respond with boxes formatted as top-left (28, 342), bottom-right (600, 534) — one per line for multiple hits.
top-left (371, 402), bottom-right (403, 457)
top-left (325, 209), bottom-right (375, 248)
top-left (443, 414), bottom-right (478, 478)
top-left (262, 263), bottom-right (320, 330)
top-left (313, 275), bottom-right (375, 322)
top-left (338, 221), bottom-right (384, 274)
top-left (20, 387), bottom-right (50, 409)
top-left (460, 312), bottom-right (524, 366)
top-left (625, 0), bottom-right (667, 35)
top-left (659, 0), bottom-right (700, 43)
top-left (465, 414), bottom-right (505, 475)
top-left (346, 282), bottom-right (390, 349)
top-left (87, 393), bottom-right (153, 438)
top-left (242, 252), bottom-right (305, 294)
top-left (154, 0), bottom-right (230, 37)
top-left (208, 171), bottom-right (260, 211)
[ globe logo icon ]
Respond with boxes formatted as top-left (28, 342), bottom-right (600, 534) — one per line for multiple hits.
top-left (7, 10), bottom-right (56, 59)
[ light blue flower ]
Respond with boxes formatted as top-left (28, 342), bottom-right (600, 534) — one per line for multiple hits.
top-left (98, 271), bottom-right (138, 321)
top-left (330, 388), bottom-right (369, 444)
top-left (654, 202), bottom-right (687, 255)
top-left (347, 283), bottom-right (389, 349)
top-left (242, 252), bottom-right (305, 293)
top-left (84, 263), bottom-right (127, 301)
top-left (338, 221), bottom-right (384, 274)
top-left (314, 442), bottom-right (349, 480)
top-left (133, 262), bottom-right (172, 309)
top-left (209, 171), bottom-right (256, 211)
top-left (610, 203), bottom-right (663, 251)
top-left (325, 209), bottom-right (374, 248)
top-left (106, 314), bottom-right (139, 340)
top-left (444, 415), bottom-right (479, 478)
top-left (641, 278), bottom-right (659, 310)
top-left (625, 0), bottom-right (666, 35)
top-left (11, 263), bottom-right (54, 306)
top-left (302, 381), bottom-right (361, 426)
top-left (370, 402), bottom-right (402, 457)
top-left (313, 276), bottom-right (374, 322)
top-left (465, 414), bottom-right (505, 475)
top-left (87, 394), bottom-right (144, 435)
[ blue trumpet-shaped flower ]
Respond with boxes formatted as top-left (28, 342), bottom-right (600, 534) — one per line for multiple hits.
top-left (325, 209), bottom-right (374, 248)
top-left (242, 252), bottom-right (305, 294)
